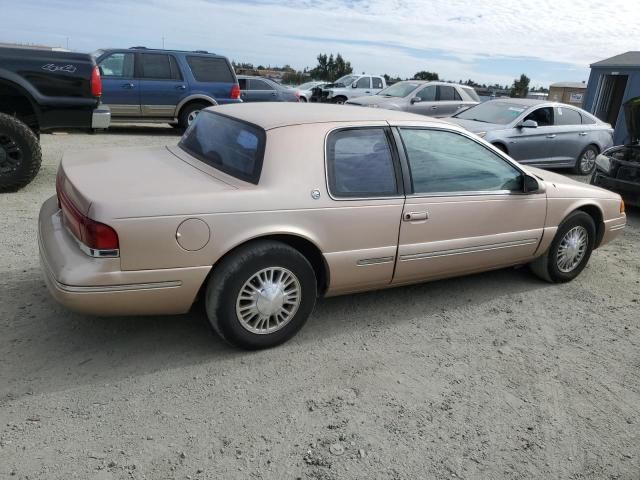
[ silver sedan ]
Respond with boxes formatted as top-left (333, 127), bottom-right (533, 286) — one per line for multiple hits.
top-left (448, 99), bottom-right (614, 175)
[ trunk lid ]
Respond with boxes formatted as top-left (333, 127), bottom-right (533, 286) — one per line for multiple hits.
top-left (624, 96), bottom-right (640, 144)
top-left (58, 145), bottom-right (237, 220)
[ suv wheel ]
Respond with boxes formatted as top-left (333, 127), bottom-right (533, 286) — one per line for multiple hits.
top-left (529, 211), bottom-right (596, 283)
top-left (0, 113), bottom-right (42, 192)
top-left (205, 240), bottom-right (317, 350)
top-left (178, 102), bottom-right (209, 130)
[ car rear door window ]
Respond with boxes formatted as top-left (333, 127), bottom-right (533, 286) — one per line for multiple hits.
top-left (99, 53), bottom-right (134, 77)
top-left (438, 85), bottom-right (461, 101)
top-left (186, 56), bottom-right (234, 82)
top-left (139, 53), bottom-right (181, 80)
top-left (327, 128), bottom-right (398, 197)
top-left (555, 107), bottom-right (582, 126)
top-left (400, 128), bottom-right (522, 194)
top-left (179, 111), bottom-right (266, 184)
top-left (372, 77), bottom-right (383, 89)
top-left (355, 77), bottom-right (371, 89)
top-left (249, 79), bottom-right (274, 90)
top-left (415, 85), bottom-right (436, 101)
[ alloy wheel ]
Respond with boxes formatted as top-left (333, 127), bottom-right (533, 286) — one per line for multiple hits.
top-left (580, 148), bottom-right (597, 174)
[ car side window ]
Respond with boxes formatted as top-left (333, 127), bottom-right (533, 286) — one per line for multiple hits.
top-left (438, 86), bottom-right (461, 101)
top-left (99, 53), bottom-right (134, 78)
top-left (415, 85), bottom-right (436, 101)
top-left (399, 128), bottom-right (523, 194)
top-left (250, 79), bottom-right (274, 90)
top-left (355, 77), bottom-right (371, 89)
top-left (554, 107), bottom-right (582, 126)
top-left (581, 114), bottom-right (596, 125)
top-left (372, 77), bottom-right (383, 89)
top-left (186, 56), bottom-right (234, 83)
top-left (139, 54), bottom-right (180, 80)
top-left (524, 107), bottom-right (554, 126)
top-left (327, 128), bottom-right (398, 197)
top-left (238, 78), bottom-right (248, 90)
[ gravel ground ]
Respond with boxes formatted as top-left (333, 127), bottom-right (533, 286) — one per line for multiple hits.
top-left (1, 126), bottom-right (639, 480)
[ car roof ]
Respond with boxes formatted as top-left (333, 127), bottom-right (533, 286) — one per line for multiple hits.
top-left (99, 47), bottom-right (226, 58)
top-left (208, 103), bottom-right (453, 130)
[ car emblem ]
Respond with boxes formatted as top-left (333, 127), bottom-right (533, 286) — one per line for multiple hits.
top-left (311, 189), bottom-right (321, 200)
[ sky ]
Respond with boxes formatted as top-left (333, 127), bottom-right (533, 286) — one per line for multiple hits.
top-left (1, 0), bottom-right (639, 87)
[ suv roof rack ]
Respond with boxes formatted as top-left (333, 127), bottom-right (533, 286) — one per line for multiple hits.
top-left (192, 50), bottom-right (210, 54)
top-left (129, 46), bottom-right (148, 49)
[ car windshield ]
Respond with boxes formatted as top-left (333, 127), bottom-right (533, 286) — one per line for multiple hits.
top-left (378, 82), bottom-right (420, 98)
top-left (455, 101), bottom-right (529, 124)
top-left (334, 75), bottom-right (358, 86)
top-left (297, 82), bottom-right (318, 90)
top-left (179, 111), bottom-right (266, 184)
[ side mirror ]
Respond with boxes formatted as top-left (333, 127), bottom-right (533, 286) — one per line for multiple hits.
top-left (523, 174), bottom-right (540, 193)
top-left (519, 119), bottom-right (538, 128)
top-left (351, 83), bottom-right (358, 88)
top-left (410, 97), bottom-right (422, 104)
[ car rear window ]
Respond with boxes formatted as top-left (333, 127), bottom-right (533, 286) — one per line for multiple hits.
top-left (179, 111), bottom-right (266, 184)
top-left (186, 56), bottom-right (234, 83)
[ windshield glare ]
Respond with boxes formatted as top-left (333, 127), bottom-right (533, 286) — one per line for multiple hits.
top-left (455, 101), bottom-right (529, 124)
top-left (378, 82), bottom-right (420, 98)
top-left (334, 75), bottom-right (357, 86)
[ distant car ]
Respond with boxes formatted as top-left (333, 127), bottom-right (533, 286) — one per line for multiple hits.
top-left (449, 99), bottom-right (614, 174)
top-left (39, 104), bottom-right (626, 350)
top-left (237, 76), bottom-right (299, 103)
top-left (346, 80), bottom-right (479, 117)
top-left (591, 96), bottom-right (640, 206)
top-left (294, 81), bottom-right (327, 102)
top-left (311, 74), bottom-right (386, 104)
top-left (94, 47), bottom-right (240, 129)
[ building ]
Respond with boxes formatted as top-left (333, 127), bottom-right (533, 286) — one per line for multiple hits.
top-left (583, 51), bottom-right (640, 145)
top-left (548, 82), bottom-right (586, 107)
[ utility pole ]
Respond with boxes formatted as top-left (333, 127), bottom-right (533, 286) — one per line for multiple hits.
top-left (162, 35), bottom-right (165, 49)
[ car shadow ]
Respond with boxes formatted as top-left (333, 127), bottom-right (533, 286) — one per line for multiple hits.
top-left (1, 266), bottom-right (550, 401)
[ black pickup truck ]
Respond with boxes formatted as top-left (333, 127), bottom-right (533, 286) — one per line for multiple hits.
top-left (0, 46), bottom-right (110, 190)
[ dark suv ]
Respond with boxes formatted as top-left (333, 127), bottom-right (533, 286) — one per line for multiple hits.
top-left (94, 47), bottom-right (240, 129)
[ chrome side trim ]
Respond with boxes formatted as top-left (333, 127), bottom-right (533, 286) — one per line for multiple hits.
top-left (77, 242), bottom-right (120, 258)
top-left (400, 238), bottom-right (539, 261)
top-left (56, 279), bottom-right (183, 294)
top-left (609, 224), bottom-right (626, 232)
top-left (357, 256), bottom-right (395, 266)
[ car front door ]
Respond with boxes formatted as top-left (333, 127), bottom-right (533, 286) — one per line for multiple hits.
top-left (391, 126), bottom-right (546, 285)
top-left (406, 85), bottom-right (437, 116)
top-left (506, 106), bottom-right (562, 164)
top-left (137, 53), bottom-right (185, 118)
top-left (98, 52), bottom-right (140, 117)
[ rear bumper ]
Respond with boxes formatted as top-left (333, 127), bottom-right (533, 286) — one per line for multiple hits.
top-left (38, 196), bottom-right (210, 316)
top-left (591, 172), bottom-right (640, 206)
top-left (91, 104), bottom-right (111, 129)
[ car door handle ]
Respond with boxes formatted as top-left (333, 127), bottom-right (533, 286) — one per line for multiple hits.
top-left (546, 134), bottom-right (557, 139)
top-left (176, 85), bottom-right (186, 90)
top-left (365, 91), bottom-right (370, 93)
top-left (122, 83), bottom-right (135, 89)
top-left (271, 92), bottom-right (277, 96)
top-left (579, 132), bottom-right (588, 136)
top-left (431, 106), bottom-right (438, 110)
top-left (404, 211), bottom-right (428, 222)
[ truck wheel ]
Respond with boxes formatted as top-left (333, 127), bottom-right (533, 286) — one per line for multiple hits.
top-left (178, 102), bottom-right (209, 130)
top-left (0, 113), bottom-right (42, 192)
top-left (205, 240), bottom-right (317, 350)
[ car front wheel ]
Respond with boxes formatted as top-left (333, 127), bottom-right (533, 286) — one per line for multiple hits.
top-left (205, 240), bottom-right (317, 349)
top-left (529, 211), bottom-right (596, 283)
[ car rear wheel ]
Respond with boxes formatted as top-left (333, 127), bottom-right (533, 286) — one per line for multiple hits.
top-left (178, 102), bottom-right (209, 130)
top-left (205, 240), bottom-right (317, 349)
top-left (332, 96), bottom-right (347, 105)
top-left (0, 113), bottom-right (42, 192)
top-left (529, 211), bottom-right (596, 283)
top-left (573, 145), bottom-right (598, 175)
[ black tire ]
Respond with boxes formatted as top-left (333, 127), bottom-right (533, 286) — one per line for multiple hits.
top-left (573, 145), bottom-right (598, 175)
top-left (169, 123), bottom-right (181, 129)
top-left (205, 240), bottom-right (317, 350)
top-left (332, 96), bottom-right (347, 105)
top-left (299, 96), bottom-right (307, 103)
top-left (0, 113), bottom-right (42, 192)
top-left (529, 211), bottom-right (596, 283)
top-left (178, 102), bottom-right (209, 130)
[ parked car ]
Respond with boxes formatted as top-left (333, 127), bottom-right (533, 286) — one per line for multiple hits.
top-left (236, 76), bottom-right (299, 103)
top-left (94, 47), bottom-right (240, 129)
top-left (0, 46), bottom-right (109, 191)
top-left (294, 81), bottom-right (327, 102)
top-left (39, 104), bottom-right (626, 349)
top-left (449, 99), bottom-right (614, 175)
top-left (591, 96), bottom-right (640, 206)
top-left (346, 80), bottom-right (479, 117)
top-left (311, 74), bottom-right (386, 104)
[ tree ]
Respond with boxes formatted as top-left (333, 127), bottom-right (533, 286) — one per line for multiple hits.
top-left (510, 74), bottom-right (530, 98)
top-left (413, 71), bottom-right (439, 81)
top-left (309, 53), bottom-right (353, 81)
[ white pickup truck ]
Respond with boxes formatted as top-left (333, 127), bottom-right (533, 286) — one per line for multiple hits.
top-left (313, 74), bottom-right (387, 104)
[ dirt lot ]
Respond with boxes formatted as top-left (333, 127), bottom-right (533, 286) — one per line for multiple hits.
top-left (1, 126), bottom-right (638, 480)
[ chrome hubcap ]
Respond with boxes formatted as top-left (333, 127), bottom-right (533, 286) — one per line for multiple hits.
top-left (557, 226), bottom-right (588, 272)
top-left (236, 267), bottom-right (301, 334)
top-left (580, 149), bottom-right (596, 173)
top-left (187, 110), bottom-right (200, 125)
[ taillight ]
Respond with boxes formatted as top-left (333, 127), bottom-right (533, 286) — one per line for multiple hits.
top-left (90, 65), bottom-right (102, 97)
top-left (230, 83), bottom-right (240, 99)
top-left (56, 175), bottom-right (119, 253)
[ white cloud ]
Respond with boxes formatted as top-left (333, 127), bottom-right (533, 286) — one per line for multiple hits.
top-left (1, 0), bottom-right (639, 85)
